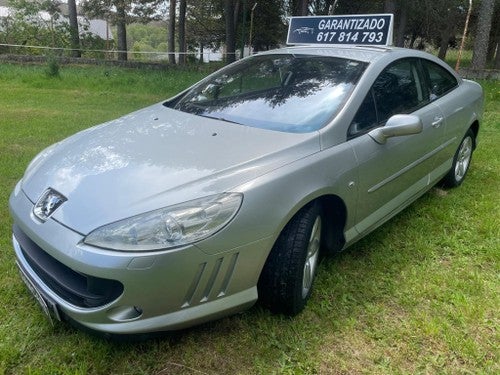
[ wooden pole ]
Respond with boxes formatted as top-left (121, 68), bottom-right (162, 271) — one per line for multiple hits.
top-left (456, 0), bottom-right (473, 71)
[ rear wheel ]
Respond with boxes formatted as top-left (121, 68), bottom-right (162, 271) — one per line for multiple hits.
top-left (442, 129), bottom-right (475, 188)
top-left (258, 202), bottom-right (322, 315)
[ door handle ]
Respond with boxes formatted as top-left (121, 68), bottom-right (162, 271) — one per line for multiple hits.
top-left (432, 116), bottom-right (443, 128)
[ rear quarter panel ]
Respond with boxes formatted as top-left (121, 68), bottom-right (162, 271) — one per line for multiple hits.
top-left (435, 80), bottom-right (483, 152)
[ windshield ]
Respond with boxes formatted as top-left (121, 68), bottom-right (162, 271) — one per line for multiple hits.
top-left (172, 54), bottom-right (367, 133)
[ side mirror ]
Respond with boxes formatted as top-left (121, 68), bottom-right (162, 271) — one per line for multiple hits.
top-left (368, 114), bottom-right (423, 144)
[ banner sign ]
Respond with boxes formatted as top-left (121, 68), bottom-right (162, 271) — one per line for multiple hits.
top-left (287, 14), bottom-right (393, 46)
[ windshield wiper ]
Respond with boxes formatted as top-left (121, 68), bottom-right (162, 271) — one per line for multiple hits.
top-left (176, 101), bottom-right (206, 114)
top-left (200, 113), bottom-right (244, 126)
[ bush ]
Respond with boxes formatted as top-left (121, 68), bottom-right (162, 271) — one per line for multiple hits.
top-left (45, 55), bottom-right (60, 77)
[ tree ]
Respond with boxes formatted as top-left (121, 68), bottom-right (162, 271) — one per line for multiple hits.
top-left (82, 0), bottom-right (126, 60)
top-left (486, 0), bottom-right (500, 68)
top-left (4, 0), bottom-right (68, 51)
top-left (471, 0), bottom-right (495, 69)
top-left (82, 0), bottom-right (161, 61)
top-left (434, 1), bottom-right (464, 59)
top-left (250, 0), bottom-right (286, 52)
top-left (224, 0), bottom-right (237, 63)
top-left (309, 0), bottom-right (336, 14)
top-left (178, 0), bottom-right (187, 64)
top-left (333, 0), bottom-right (384, 15)
top-left (116, 1), bottom-right (127, 60)
top-left (486, 1), bottom-right (499, 60)
top-left (383, 0), bottom-right (409, 47)
top-left (395, 2), bottom-right (407, 47)
top-left (289, 0), bottom-right (309, 15)
top-left (168, 0), bottom-right (176, 64)
top-left (390, 0), bottom-right (469, 53)
top-left (185, 0), bottom-right (225, 63)
top-left (1, 0), bottom-right (110, 57)
top-left (67, 0), bottom-right (81, 57)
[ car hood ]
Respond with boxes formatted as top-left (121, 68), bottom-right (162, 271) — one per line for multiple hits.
top-left (21, 103), bottom-right (319, 234)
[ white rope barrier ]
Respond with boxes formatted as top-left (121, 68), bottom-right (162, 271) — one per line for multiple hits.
top-left (0, 43), bottom-right (238, 60)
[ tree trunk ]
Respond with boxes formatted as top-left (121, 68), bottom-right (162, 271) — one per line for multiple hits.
top-left (67, 0), bottom-right (80, 58)
top-left (471, 0), bottom-right (495, 70)
top-left (487, 7), bottom-right (499, 62)
top-left (178, 0), bottom-right (187, 65)
top-left (233, 0), bottom-right (240, 32)
top-left (116, 4), bottom-right (127, 61)
top-left (438, 33), bottom-right (450, 60)
top-left (292, 0), bottom-right (308, 16)
top-left (224, 0), bottom-right (236, 63)
top-left (300, 0), bottom-right (308, 15)
top-left (396, 2), bottom-right (407, 47)
top-left (384, 0), bottom-right (396, 44)
top-left (495, 42), bottom-right (500, 69)
top-left (384, 0), bottom-right (396, 13)
top-left (438, 20), bottom-right (455, 60)
top-left (168, 0), bottom-right (176, 65)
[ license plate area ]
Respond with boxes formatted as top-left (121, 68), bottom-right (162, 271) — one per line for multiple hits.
top-left (17, 262), bottom-right (61, 324)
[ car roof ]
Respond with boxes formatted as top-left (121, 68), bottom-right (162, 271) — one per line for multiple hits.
top-left (256, 45), bottom-right (435, 64)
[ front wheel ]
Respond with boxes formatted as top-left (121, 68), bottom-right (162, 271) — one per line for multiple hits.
top-left (441, 129), bottom-right (475, 188)
top-left (258, 202), bottom-right (322, 315)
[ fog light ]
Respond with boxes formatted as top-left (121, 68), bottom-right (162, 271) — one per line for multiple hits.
top-left (107, 306), bottom-right (143, 322)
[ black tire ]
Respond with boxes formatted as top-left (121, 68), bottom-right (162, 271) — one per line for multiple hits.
top-left (441, 129), bottom-right (475, 188)
top-left (258, 202), bottom-right (322, 316)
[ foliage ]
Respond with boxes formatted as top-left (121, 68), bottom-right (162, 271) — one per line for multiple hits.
top-left (250, 0), bottom-right (286, 52)
top-left (128, 23), bottom-right (167, 50)
top-left (0, 0), bottom-right (114, 58)
top-left (0, 63), bottom-right (498, 375)
top-left (1, 0), bottom-right (498, 67)
top-left (45, 54), bottom-right (60, 77)
top-left (80, 32), bottom-right (111, 59)
top-left (128, 22), bottom-right (167, 60)
top-left (80, 0), bottom-right (162, 25)
top-left (0, 0), bottom-right (70, 54)
top-left (186, 0), bottom-right (225, 51)
top-left (80, 0), bottom-right (163, 60)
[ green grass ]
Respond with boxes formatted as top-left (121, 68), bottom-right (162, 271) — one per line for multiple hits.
top-left (0, 63), bottom-right (498, 374)
top-left (444, 49), bottom-right (473, 69)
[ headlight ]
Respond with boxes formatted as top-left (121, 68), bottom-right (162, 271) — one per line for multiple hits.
top-left (84, 193), bottom-right (243, 251)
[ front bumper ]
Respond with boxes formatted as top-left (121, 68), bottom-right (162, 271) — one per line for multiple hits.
top-left (10, 188), bottom-right (269, 334)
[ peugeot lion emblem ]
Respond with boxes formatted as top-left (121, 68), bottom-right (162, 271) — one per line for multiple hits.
top-left (33, 188), bottom-right (67, 222)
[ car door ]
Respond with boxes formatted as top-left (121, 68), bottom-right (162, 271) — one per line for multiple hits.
top-left (348, 58), bottom-right (446, 235)
top-left (419, 58), bottom-right (464, 173)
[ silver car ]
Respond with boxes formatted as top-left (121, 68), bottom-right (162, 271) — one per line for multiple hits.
top-left (10, 46), bottom-right (483, 336)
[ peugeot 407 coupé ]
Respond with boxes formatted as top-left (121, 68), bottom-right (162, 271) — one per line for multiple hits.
top-left (9, 45), bottom-right (483, 336)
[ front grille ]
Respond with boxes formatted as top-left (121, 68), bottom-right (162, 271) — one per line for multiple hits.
top-left (13, 224), bottom-right (123, 308)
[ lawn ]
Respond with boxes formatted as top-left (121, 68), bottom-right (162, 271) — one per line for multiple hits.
top-left (0, 63), bottom-right (498, 375)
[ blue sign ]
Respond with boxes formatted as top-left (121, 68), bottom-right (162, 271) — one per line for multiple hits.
top-left (287, 14), bottom-right (394, 46)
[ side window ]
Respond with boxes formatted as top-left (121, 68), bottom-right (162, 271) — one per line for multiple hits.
top-left (422, 59), bottom-right (458, 100)
top-left (372, 59), bottom-right (425, 123)
top-left (348, 59), bottom-right (426, 137)
top-left (349, 90), bottom-right (377, 136)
